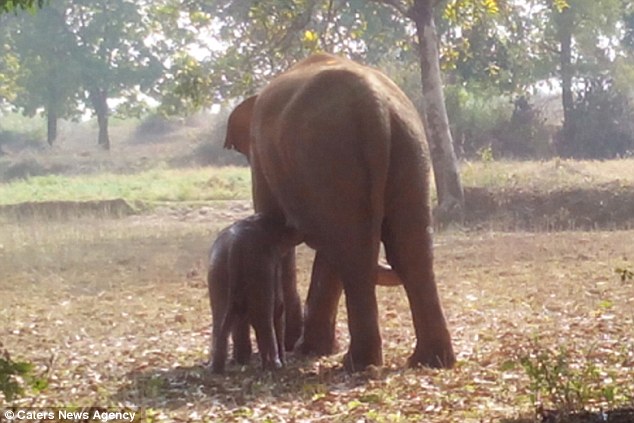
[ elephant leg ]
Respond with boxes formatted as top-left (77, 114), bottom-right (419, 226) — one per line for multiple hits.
top-left (274, 295), bottom-right (286, 365)
top-left (211, 308), bottom-right (235, 374)
top-left (296, 251), bottom-right (343, 356)
top-left (280, 251), bottom-right (302, 351)
top-left (382, 214), bottom-right (455, 369)
top-left (251, 308), bottom-right (283, 371)
top-left (208, 267), bottom-right (230, 369)
top-left (231, 316), bottom-right (252, 365)
top-left (335, 240), bottom-right (383, 371)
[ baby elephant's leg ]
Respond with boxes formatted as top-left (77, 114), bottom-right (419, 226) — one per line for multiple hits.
top-left (232, 315), bottom-right (252, 365)
top-left (274, 296), bottom-right (286, 366)
top-left (250, 293), bottom-right (282, 370)
top-left (253, 319), bottom-right (282, 370)
top-left (211, 310), bottom-right (235, 373)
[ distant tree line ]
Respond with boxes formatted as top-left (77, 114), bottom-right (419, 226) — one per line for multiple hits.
top-left (1, 0), bottom-right (633, 161)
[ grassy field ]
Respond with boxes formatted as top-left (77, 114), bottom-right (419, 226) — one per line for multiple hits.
top-left (1, 159), bottom-right (633, 421)
top-left (0, 166), bottom-right (251, 205)
top-left (1, 157), bottom-right (633, 204)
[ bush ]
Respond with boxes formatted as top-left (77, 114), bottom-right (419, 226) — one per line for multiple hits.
top-left (168, 107), bottom-right (248, 167)
top-left (446, 85), bottom-right (555, 160)
top-left (445, 84), bottom-right (512, 158)
top-left (1, 344), bottom-right (47, 402)
top-left (556, 77), bottom-right (634, 159)
top-left (133, 113), bottom-right (183, 143)
top-left (495, 96), bottom-right (554, 159)
top-left (0, 129), bottom-right (45, 155)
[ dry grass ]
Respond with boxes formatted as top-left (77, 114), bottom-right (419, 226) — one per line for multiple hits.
top-left (460, 158), bottom-right (634, 191)
top-left (3, 158), bottom-right (633, 206)
top-left (1, 204), bottom-right (633, 422)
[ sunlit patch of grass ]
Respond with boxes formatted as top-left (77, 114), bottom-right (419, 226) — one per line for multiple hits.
top-left (0, 166), bottom-right (251, 205)
top-left (459, 158), bottom-right (634, 191)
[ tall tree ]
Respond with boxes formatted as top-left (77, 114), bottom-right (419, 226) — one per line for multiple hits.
top-left (1, 5), bottom-right (81, 144)
top-left (532, 0), bottom-right (622, 150)
top-left (3, 0), bottom-right (165, 149)
top-left (66, 0), bottom-right (164, 150)
top-left (166, 0), bottom-right (465, 218)
top-left (374, 0), bottom-right (464, 220)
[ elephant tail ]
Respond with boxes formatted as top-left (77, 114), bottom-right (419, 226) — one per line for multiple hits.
top-left (358, 76), bottom-right (392, 226)
top-left (376, 262), bottom-right (403, 286)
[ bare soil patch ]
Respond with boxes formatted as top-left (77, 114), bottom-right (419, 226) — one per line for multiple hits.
top-left (1, 206), bottom-right (632, 421)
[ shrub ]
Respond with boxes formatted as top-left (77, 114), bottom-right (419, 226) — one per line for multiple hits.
top-left (495, 96), bottom-right (554, 159)
top-left (444, 85), bottom-right (507, 158)
top-left (169, 107), bottom-right (248, 167)
top-left (0, 344), bottom-right (47, 402)
top-left (0, 129), bottom-right (45, 155)
top-left (556, 76), bottom-right (634, 159)
top-left (133, 113), bottom-right (183, 143)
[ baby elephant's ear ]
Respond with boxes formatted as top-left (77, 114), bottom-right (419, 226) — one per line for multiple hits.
top-left (224, 95), bottom-right (258, 159)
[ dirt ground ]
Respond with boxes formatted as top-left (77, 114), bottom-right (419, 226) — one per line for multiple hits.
top-left (1, 201), bottom-right (633, 422)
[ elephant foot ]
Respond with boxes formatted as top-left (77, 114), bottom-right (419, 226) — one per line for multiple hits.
top-left (343, 348), bottom-right (383, 373)
top-left (261, 357), bottom-right (283, 371)
top-left (209, 360), bottom-right (225, 374)
top-left (233, 346), bottom-right (252, 365)
top-left (407, 341), bottom-right (456, 369)
top-left (295, 332), bottom-right (339, 356)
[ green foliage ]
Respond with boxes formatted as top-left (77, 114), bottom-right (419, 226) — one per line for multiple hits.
top-left (0, 46), bottom-right (20, 102)
top-left (2, 0), bottom-right (168, 145)
top-left (477, 144), bottom-right (494, 162)
top-left (438, 0), bottom-right (553, 93)
top-left (0, 0), bottom-right (46, 14)
top-left (615, 267), bottom-right (633, 282)
top-left (5, 6), bottom-right (82, 121)
top-left (444, 84), bottom-right (512, 158)
top-left (0, 167), bottom-right (252, 204)
top-left (0, 345), bottom-right (46, 402)
top-left (160, 0), bottom-right (414, 106)
top-left (159, 53), bottom-right (216, 116)
top-left (556, 76), bottom-right (634, 159)
top-left (518, 342), bottom-right (625, 414)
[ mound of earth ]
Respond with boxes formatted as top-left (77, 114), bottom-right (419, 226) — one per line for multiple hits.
top-left (0, 198), bottom-right (136, 220)
top-left (1, 184), bottom-right (632, 230)
top-left (464, 183), bottom-right (634, 230)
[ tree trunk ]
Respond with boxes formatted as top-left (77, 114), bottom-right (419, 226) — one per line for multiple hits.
top-left (46, 107), bottom-right (57, 146)
top-left (556, 6), bottom-right (574, 154)
top-left (90, 87), bottom-right (110, 150)
top-left (410, 0), bottom-right (464, 224)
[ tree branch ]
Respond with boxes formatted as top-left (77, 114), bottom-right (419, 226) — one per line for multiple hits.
top-left (370, 0), bottom-right (408, 18)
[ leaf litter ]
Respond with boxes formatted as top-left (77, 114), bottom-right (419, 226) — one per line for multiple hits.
top-left (1, 212), bottom-right (633, 422)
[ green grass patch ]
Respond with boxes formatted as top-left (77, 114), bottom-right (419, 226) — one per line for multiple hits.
top-left (460, 158), bottom-right (634, 191)
top-left (0, 166), bottom-right (251, 204)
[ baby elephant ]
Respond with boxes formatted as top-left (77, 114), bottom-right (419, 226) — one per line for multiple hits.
top-left (207, 214), bottom-right (301, 373)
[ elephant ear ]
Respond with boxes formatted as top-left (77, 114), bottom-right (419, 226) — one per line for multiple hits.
top-left (224, 95), bottom-right (257, 159)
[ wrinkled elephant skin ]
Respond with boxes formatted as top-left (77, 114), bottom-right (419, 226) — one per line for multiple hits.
top-left (224, 53), bottom-right (455, 370)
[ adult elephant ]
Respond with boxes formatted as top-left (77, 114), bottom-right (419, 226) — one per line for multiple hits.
top-left (224, 53), bottom-right (455, 370)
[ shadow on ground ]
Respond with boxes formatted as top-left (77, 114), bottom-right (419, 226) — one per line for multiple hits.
top-left (113, 353), bottom-right (359, 411)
